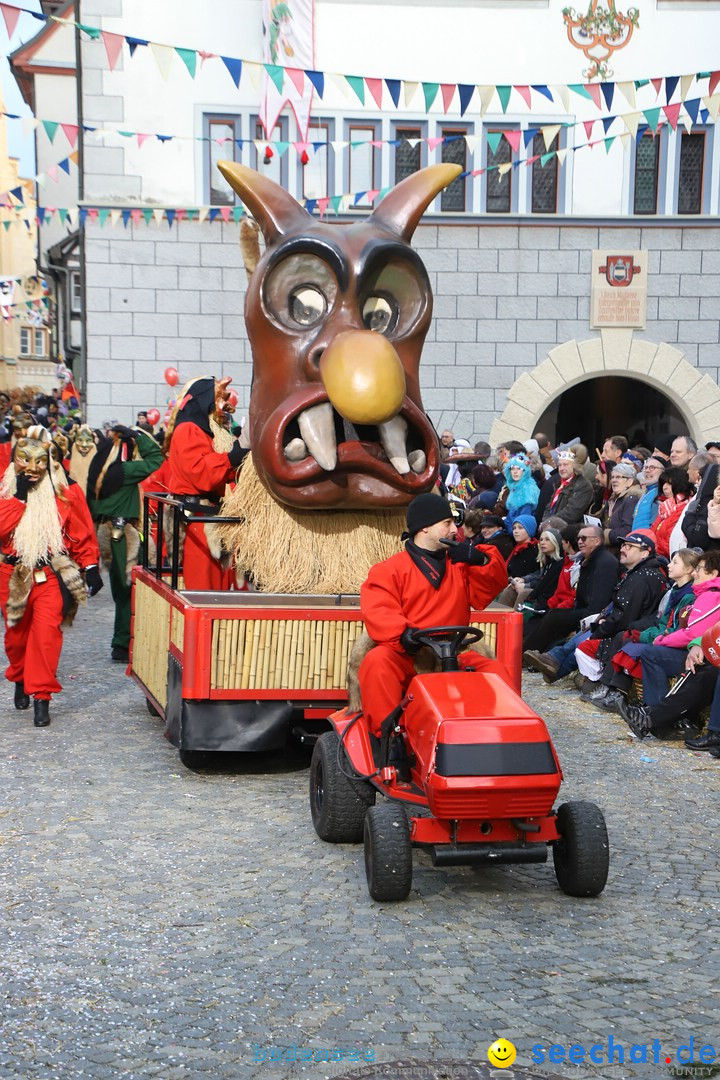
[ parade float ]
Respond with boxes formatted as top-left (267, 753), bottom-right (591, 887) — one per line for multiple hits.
top-left (128, 162), bottom-right (523, 766)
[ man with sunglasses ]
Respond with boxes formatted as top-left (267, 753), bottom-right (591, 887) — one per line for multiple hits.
top-left (523, 524), bottom-right (619, 675)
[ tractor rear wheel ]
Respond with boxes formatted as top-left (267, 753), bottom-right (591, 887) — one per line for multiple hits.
top-left (310, 731), bottom-right (375, 843)
top-left (552, 801), bottom-right (609, 897)
top-left (364, 801), bottom-right (412, 902)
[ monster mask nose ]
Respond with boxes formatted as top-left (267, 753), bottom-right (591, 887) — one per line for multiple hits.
top-left (319, 330), bottom-right (406, 426)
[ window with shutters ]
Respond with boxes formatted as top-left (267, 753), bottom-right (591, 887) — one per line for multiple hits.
top-left (633, 131), bottom-right (660, 214)
top-left (677, 132), bottom-right (705, 214)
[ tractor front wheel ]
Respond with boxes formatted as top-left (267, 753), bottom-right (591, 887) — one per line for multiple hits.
top-left (310, 731), bottom-right (375, 843)
top-left (552, 801), bottom-right (609, 897)
top-left (364, 801), bottom-right (412, 902)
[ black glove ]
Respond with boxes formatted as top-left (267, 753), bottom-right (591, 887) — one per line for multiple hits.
top-left (85, 565), bottom-right (104, 596)
top-left (112, 425), bottom-right (133, 440)
top-left (400, 627), bottom-right (422, 655)
top-left (442, 539), bottom-right (490, 566)
top-left (228, 441), bottom-right (248, 468)
top-left (14, 473), bottom-right (32, 502)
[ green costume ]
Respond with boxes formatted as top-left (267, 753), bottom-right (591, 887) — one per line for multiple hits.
top-left (89, 430), bottom-right (164, 652)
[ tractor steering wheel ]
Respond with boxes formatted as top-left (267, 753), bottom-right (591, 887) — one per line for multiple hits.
top-left (409, 625), bottom-right (484, 665)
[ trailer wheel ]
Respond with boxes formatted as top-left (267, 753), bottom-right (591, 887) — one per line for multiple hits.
top-left (146, 698), bottom-right (160, 718)
top-left (179, 749), bottom-right (213, 771)
top-left (364, 801), bottom-right (412, 902)
top-left (552, 801), bottom-right (609, 897)
top-left (309, 731), bottom-right (375, 843)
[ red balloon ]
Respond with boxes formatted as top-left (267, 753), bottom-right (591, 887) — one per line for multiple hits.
top-left (164, 366), bottom-right (179, 387)
top-left (146, 408), bottom-right (160, 426)
top-left (227, 389), bottom-right (239, 408)
top-left (164, 411), bottom-right (172, 425)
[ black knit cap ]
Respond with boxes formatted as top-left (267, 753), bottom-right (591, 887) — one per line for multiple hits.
top-left (404, 493), bottom-right (454, 538)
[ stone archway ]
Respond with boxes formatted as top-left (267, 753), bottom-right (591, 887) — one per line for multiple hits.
top-left (488, 328), bottom-right (720, 447)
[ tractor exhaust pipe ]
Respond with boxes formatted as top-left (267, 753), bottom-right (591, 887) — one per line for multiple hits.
top-left (430, 843), bottom-right (548, 867)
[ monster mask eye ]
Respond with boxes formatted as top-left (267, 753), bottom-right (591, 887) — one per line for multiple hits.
top-left (264, 253), bottom-right (338, 331)
top-left (360, 261), bottom-right (426, 339)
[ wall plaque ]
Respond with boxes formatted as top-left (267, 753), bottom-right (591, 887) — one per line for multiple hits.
top-left (590, 250), bottom-right (648, 329)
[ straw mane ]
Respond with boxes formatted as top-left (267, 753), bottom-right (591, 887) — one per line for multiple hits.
top-left (217, 457), bottom-right (406, 594)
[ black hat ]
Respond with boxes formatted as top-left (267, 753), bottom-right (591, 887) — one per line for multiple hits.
top-left (706, 440), bottom-right (720, 451)
top-left (404, 494), bottom-right (453, 538)
top-left (479, 513), bottom-right (504, 529)
top-left (618, 530), bottom-right (656, 553)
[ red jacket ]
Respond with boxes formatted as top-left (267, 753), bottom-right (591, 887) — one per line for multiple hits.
top-left (548, 554), bottom-right (577, 610)
top-left (168, 423), bottom-right (236, 497)
top-left (361, 545), bottom-right (507, 654)
top-left (0, 481), bottom-right (100, 570)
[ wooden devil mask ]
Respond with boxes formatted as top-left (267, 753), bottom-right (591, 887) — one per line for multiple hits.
top-left (218, 161), bottom-right (461, 510)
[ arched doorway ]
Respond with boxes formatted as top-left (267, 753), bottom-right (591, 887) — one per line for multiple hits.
top-left (535, 374), bottom-right (687, 449)
top-left (489, 333), bottom-right (720, 448)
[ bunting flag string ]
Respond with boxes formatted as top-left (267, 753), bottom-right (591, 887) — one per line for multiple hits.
top-left (0, 105), bottom-right (714, 231)
top-left (0, 1), bottom-right (717, 119)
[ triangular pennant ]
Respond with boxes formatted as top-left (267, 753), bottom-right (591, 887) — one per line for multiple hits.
top-left (623, 111), bottom-right (642, 137)
top-left (41, 120), bottom-right (59, 144)
top-left (496, 85), bottom-right (511, 113)
top-left (440, 84), bottom-right (455, 112)
top-left (604, 136), bottom-right (616, 153)
top-left (404, 81), bottom-right (419, 106)
top-left (317, 196), bottom-right (330, 217)
top-left (58, 158), bottom-right (71, 175)
top-left (635, 79), bottom-right (649, 89)
top-left (584, 83), bottom-right (602, 109)
top-left (542, 124), bottom-right (561, 151)
top-left (556, 148), bottom-right (569, 166)
top-left (514, 85), bottom-right (532, 108)
top-left (150, 43), bottom-right (175, 80)
top-left (366, 188), bottom-right (379, 203)
top-left (126, 36), bottom-right (148, 57)
top-left (346, 75), bottom-right (365, 103)
top-left (142, 208), bottom-right (153, 224)
top-left (552, 85), bottom-right (570, 112)
top-left (287, 67), bottom-right (305, 95)
top-left (477, 85), bottom-right (495, 115)
top-left (101, 30), bottom-right (124, 71)
top-left (531, 84), bottom-right (554, 103)
top-left (176, 48), bottom-right (197, 79)
top-left (643, 107), bottom-right (661, 132)
top-left (166, 209), bottom-right (176, 228)
top-left (709, 71), bottom-right (720, 97)
top-left (684, 97), bottom-right (700, 124)
top-left (245, 62), bottom-right (263, 90)
top-left (427, 136), bottom-right (444, 151)
top-left (700, 107), bottom-right (710, 123)
top-left (330, 195), bottom-right (343, 214)
top-left (131, 208), bottom-right (143, 224)
top-left (276, 141), bottom-right (290, 156)
top-left (422, 82), bottom-right (439, 111)
top-left (197, 207), bottom-right (209, 224)
top-left (10, 186), bottom-right (24, 203)
top-left (153, 208), bottom-right (164, 225)
top-left (504, 129), bottom-right (522, 153)
top-left (2, 221), bottom-right (11, 232)
top-left (665, 75), bottom-right (679, 102)
top-left (569, 84), bottom-right (592, 100)
top-left (0, 4), bottom-right (21, 39)
top-left (617, 133), bottom-right (631, 147)
top-left (525, 154), bottom-right (540, 167)
top-left (98, 208), bottom-right (111, 226)
top-left (47, 165), bottom-right (59, 182)
top-left (498, 162), bottom-right (512, 176)
top-left (651, 78), bottom-right (663, 97)
top-left (600, 83), bottom-right (615, 110)
top-left (60, 123), bottom-right (79, 147)
top-left (69, 150), bottom-right (79, 165)
top-left (306, 70), bottom-right (324, 98)
top-left (583, 120), bottom-right (595, 140)
top-left (539, 152), bottom-right (553, 167)
top-left (265, 63), bottom-right (285, 94)
top-left (208, 208), bottom-right (220, 223)
top-left (77, 23), bottom-right (100, 40)
top-left (122, 209), bottom-right (132, 227)
top-left (385, 78), bottom-right (401, 107)
top-left (617, 81), bottom-right (636, 109)
top-left (602, 117), bottom-right (614, 134)
top-left (219, 206), bottom-right (231, 222)
top-left (702, 94), bottom-right (720, 121)
top-left (110, 209), bottom-right (122, 226)
top-left (137, 133), bottom-right (152, 148)
top-left (523, 128), bottom-right (538, 149)
top-left (679, 110), bottom-right (694, 134)
top-left (365, 77), bottom-right (383, 108)
top-left (681, 74), bottom-right (694, 102)
top-left (458, 84), bottom-right (474, 116)
top-left (464, 134), bottom-right (482, 154)
top-left (486, 131), bottom-right (503, 155)
top-left (663, 103), bottom-right (682, 130)
top-left (79, 208), bottom-right (88, 227)
top-left (305, 198), bottom-right (317, 215)
top-left (232, 206), bottom-right (244, 222)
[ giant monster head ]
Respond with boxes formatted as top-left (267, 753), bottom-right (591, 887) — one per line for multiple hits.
top-left (218, 161), bottom-right (461, 511)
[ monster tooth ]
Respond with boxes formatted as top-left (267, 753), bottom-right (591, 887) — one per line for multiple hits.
top-left (297, 403), bottom-right (337, 471)
top-left (378, 416), bottom-right (410, 474)
top-left (408, 449), bottom-right (426, 474)
top-left (284, 438), bottom-right (307, 462)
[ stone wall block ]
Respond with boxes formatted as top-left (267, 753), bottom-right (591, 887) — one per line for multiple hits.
top-left (549, 339), bottom-right (584, 382)
top-left (679, 321), bottom-right (720, 344)
top-left (683, 374), bottom-right (720, 418)
top-left (518, 273), bottom-right (557, 296)
top-left (600, 327), bottom-right (634, 370)
top-left (627, 339), bottom-right (659, 377)
top-left (518, 226), bottom-right (559, 250)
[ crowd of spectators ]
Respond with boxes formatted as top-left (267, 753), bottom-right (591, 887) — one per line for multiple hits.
top-left (438, 427), bottom-right (720, 756)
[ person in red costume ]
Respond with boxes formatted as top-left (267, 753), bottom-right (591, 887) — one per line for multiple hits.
top-left (359, 493), bottom-right (510, 737)
top-left (167, 376), bottom-right (247, 590)
top-left (0, 427), bottom-right (103, 727)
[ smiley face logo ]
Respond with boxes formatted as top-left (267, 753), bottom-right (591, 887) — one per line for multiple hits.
top-left (487, 1039), bottom-right (517, 1068)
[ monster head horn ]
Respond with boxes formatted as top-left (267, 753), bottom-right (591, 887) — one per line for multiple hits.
top-left (217, 161), bottom-right (312, 244)
top-left (369, 162), bottom-right (462, 241)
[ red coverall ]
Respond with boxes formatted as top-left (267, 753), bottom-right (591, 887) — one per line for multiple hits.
top-left (0, 483), bottom-right (100, 699)
top-left (359, 545), bottom-right (510, 735)
top-left (168, 423), bottom-right (237, 590)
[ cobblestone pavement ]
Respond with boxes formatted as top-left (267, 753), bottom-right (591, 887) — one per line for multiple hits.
top-left (1, 588), bottom-right (719, 1080)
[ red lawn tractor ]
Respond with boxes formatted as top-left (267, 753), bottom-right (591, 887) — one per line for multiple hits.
top-left (309, 626), bottom-right (609, 902)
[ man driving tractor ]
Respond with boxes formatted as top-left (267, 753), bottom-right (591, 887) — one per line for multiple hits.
top-left (358, 493), bottom-right (511, 738)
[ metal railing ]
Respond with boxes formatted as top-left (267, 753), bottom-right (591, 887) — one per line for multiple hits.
top-left (140, 491), bottom-right (244, 591)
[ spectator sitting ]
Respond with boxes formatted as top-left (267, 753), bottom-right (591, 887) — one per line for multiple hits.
top-left (517, 527), bottom-right (565, 626)
top-left (632, 456), bottom-right (665, 529)
top-left (651, 434), bottom-right (674, 464)
top-left (439, 429), bottom-right (455, 462)
top-left (540, 450), bottom-right (593, 527)
top-left (447, 453), bottom-right (482, 503)
top-left (651, 467), bottom-right (695, 560)
top-left (601, 462), bottom-right (641, 551)
top-left (462, 463), bottom-right (499, 509)
top-left (502, 454), bottom-right (540, 533)
top-left (585, 547), bottom-right (700, 712)
top-left (466, 510), bottom-right (515, 560)
top-left (469, 456), bottom-right (504, 509)
top-left (707, 480), bottom-right (720, 545)
top-left (588, 460), bottom-right (614, 517)
top-left (496, 515), bottom-right (538, 605)
top-left (680, 457), bottom-right (719, 551)
top-left (546, 524), bottom-right (582, 614)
